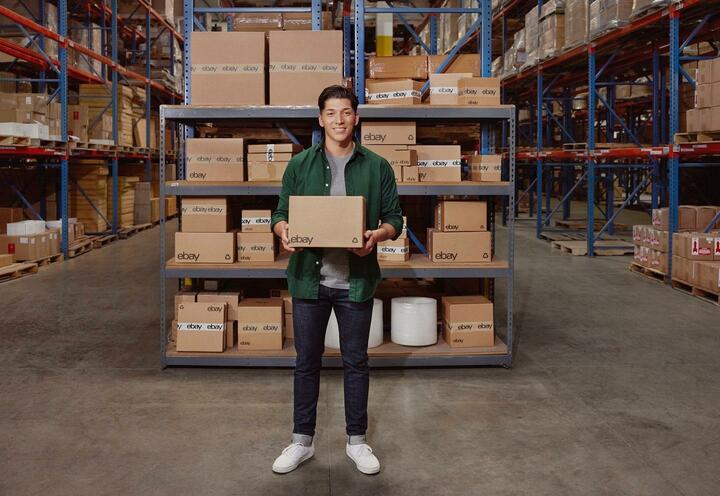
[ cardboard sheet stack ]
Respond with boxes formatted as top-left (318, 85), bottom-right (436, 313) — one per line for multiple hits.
top-left (589, 0), bottom-right (633, 39)
top-left (564, 0), bottom-right (588, 50)
top-left (247, 143), bottom-right (302, 182)
top-left (427, 201), bottom-right (492, 263)
top-left (361, 121), bottom-right (418, 182)
top-left (70, 161), bottom-right (109, 232)
top-left (79, 84), bottom-right (146, 145)
top-left (687, 58), bottom-right (720, 133)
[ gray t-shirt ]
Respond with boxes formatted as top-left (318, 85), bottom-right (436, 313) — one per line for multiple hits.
top-left (320, 149), bottom-right (353, 290)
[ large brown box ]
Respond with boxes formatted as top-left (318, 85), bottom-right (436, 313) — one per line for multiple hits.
top-left (652, 206), bottom-right (696, 231)
top-left (693, 206), bottom-right (720, 231)
top-left (247, 143), bottom-right (302, 158)
top-left (429, 73), bottom-right (473, 105)
top-left (410, 145), bottom-right (462, 182)
top-left (237, 232), bottom-right (276, 262)
top-left (361, 121), bottom-right (416, 145)
top-left (176, 302), bottom-right (227, 352)
top-left (0, 233), bottom-right (41, 261)
top-left (365, 79), bottom-right (423, 105)
top-left (180, 197), bottom-right (229, 233)
top-left (367, 56), bottom-right (428, 79)
top-left (241, 209), bottom-right (272, 232)
top-left (695, 261), bottom-right (720, 293)
top-left (190, 32), bottom-right (265, 105)
top-left (247, 162), bottom-right (288, 182)
top-left (47, 229), bottom-right (60, 256)
top-left (288, 196), bottom-right (365, 248)
top-left (442, 295), bottom-right (494, 348)
top-left (237, 299), bottom-right (284, 350)
top-left (268, 31), bottom-right (343, 105)
top-left (0, 207), bottom-right (24, 232)
top-left (428, 54), bottom-right (481, 77)
top-left (186, 138), bottom-right (245, 182)
top-left (174, 232), bottom-right (236, 263)
top-left (469, 154), bottom-right (502, 182)
top-left (377, 237), bottom-right (410, 262)
top-left (197, 292), bottom-right (241, 348)
top-left (435, 201), bottom-right (487, 232)
top-left (0, 253), bottom-right (13, 267)
top-left (427, 229), bottom-right (492, 263)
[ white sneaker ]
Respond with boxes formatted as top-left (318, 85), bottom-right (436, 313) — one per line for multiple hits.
top-left (272, 443), bottom-right (315, 474)
top-left (346, 443), bottom-right (381, 475)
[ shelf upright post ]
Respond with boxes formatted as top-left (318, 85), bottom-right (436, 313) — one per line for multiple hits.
top-left (562, 87), bottom-right (572, 220)
top-left (667, 7), bottom-right (681, 281)
top-left (651, 47), bottom-right (661, 209)
top-left (354, 0), bottom-right (366, 103)
top-left (605, 84), bottom-right (615, 236)
top-left (160, 105), bottom-right (167, 369)
top-left (311, 0), bottom-right (323, 144)
top-left (145, 8), bottom-right (152, 180)
top-left (59, 0), bottom-right (69, 258)
top-left (182, 0), bottom-right (194, 180)
top-left (587, 45), bottom-right (597, 257)
top-left (429, 15), bottom-right (438, 55)
top-left (110, 0), bottom-right (119, 234)
top-left (480, 0), bottom-right (491, 153)
top-left (343, 1), bottom-right (353, 78)
top-left (535, 69), bottom-right (543, 238)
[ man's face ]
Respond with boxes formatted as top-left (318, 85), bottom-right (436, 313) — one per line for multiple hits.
top-left (319, 98), bottom-right (359, 143)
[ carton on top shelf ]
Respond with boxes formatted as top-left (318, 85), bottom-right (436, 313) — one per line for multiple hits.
top-left (367, 56), bottom-right (429, 80)
top-left (365, 79), bottom-right (423, 105)
top-left (185, 138), bottom-right (245, 182)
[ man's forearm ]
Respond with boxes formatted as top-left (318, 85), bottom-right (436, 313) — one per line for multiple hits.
top-left (375, 223), bottom-right (396, 243)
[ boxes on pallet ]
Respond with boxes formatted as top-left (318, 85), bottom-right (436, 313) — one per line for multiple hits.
top-left (652, 206), bottom-right (696, 231)
top-left (268, 31), bottom-right (343, 105)
top-left (190, 32), bottom-right (265, 105)
top-left (181, 198), bottom-right (230, 233)
top-left (0, 253), bottom-right (13, 267)
top-left (468, 154), bottom-right (502, 182)
top-left (176, 301), bottom-right (227, 352)
top-left (428, 54), bottom-right (482, 77)
top-left (365, 79), bottom-right (423, 105)
top-left (0, 233), bottom-right (47, 261)
top-left (377, 237), bottom-right (410, 262)
top-left (435, 201), bottom-right (487, 232)
top-left (134, 182), bottom-right (152, 225)
top-left (695, 262), bottom-right (720, 293)
top-left (70, 162), bottom-right (108, 232)
top-left (409, 145), bottom-right (462, 182)
top-left (442, 295), bottom-right (494, 348)
top-left (361, 122), bottom-right (416, 146)
top-left (288, 196), bottom-right (365, 248)
top-left (186, 138), bottom-right (245, 182)
top-left (539, 13), bottom-right (565, 60)
top-left (429, 73), bottom-right (473, 105)
top-left (427, 229), bottom-right (492, 263)
top-left (237, 232), bottom-right (276, 262)
top-left (367, 56), bottom-right (428, 80)
top-left (241, 209), bottom-right (272, 232)
top-left (107, 176), bottom-right (139, 228)
top-left (237, 299), bottom-right (284, 350)
top-left (197, 292), bottom-right (241, 348)
top-left (174, 232), bottom-right (236, 264)
top-left (0, 207), bottom-right (25, 231)
top-left (48, 229), bottom-right (60, 255)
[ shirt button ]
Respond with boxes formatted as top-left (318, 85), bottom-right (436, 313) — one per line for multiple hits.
top-left (315, 261), bottom-right (319, 265)
top-left (325, 183), bottom-right (329, 187)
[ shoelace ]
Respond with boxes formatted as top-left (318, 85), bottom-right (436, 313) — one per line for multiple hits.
top-left (352, 444), bottom-right (373, 456)
top-left (282, 443), bottom-right (306, 457)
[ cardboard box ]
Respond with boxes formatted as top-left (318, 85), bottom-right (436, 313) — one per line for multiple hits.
top-left (685, 233), bottom-right (716, 261)
top-left (197, 292), bottom-right (241, 348)
top-left (0, 207), bottom-right (25, 231)
top-left (247, 143), bottom-right (302, 160)
top-left (441, 295), bottom-right (494, 348)
top-left (36, 233), bottom-right (49, 259)
top-left (428, 54), bottom-right (481, 77)
top-left (285, 316), bottom-right (294, 339)
top-left (270, 288), bottom-right (293, 314)
top-left (186, 138), bottom-right (245, 182)
top-left (365, 79), bottom-right (423, 105)
top-left (237, 299), bottom-right (284, 350)
top-left (176, 301), bottom-right (227, 352)
top-left (695, 261), bottom-right (720, 293)
top-left (0, 233), bottom-right (41, 261)
top-left (0, 109), bottom-right (35, 123)
top-left (697, 57), bottom-right (720, 84)
top-left (190, 32), bottom-right (265, 105)
top-left (458, 78), bottom-right (501, 106)
top-left (248, 152), bottom-right (294, 163)
top-left (402, 166), bottom-right (419, 182)
top-left (429, 73), bottom-right (473, 105)
top-left (288, 196), bottom-right (365, 248)
top-left (174, 232), bottom-right (236, 264)
top-left (180, 197), bottom-right (229, 233)
top-left (361, 121), bottom-right (416, 145)
top-left (695, 83), bottom-right (713, 109)
top-left (151, 198), bottom-right (160, 223)
top-left (649, 228), bottom-right (669, 253)
top-left (671, 255), bottom-right (685, 281)
top-left (367, 56), bottom-right (428, 79)
top-left (47, 229), bottom-right (60, 256)
top-left (268, 31), bottom-right (343, 105)
top-left (435, 201), bottom-right (487, 232)
top-left (469, 154), bottom-right (502, 182)
top-left (410, 145), bottom-right (462, 182)
top-left (427, 229), bottom-right (492, 263)
top-left (364, 145), bottom-right (417, 169)
top-left (247, 162), bottom-right (288, 182)
top-left (241, 209), bottom-right (272, 232)
top-left (652, 206), bottom-right (696, 231)
top-left (174, 291), bottom-right (196, 320)
top-left (0, 253), bottom-right (13, 267)
top-left (237, 232), bottom-right (276, 262)
top-left (377, 237), bottom-right (410, 262)
top-left (694, 206), bottom-right (719, 231)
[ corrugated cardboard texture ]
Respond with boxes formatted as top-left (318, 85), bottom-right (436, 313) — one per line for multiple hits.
top-left (181, 197), bottom-right (229, 233)
top-left (288, 196), bottom-right (365, 248)
top-left (361, 122), bottom-right (416, 145)
top-left (174, 232), bottom-right (236, 264)
top-left (367, 56), bottom-right (428, 79)
top-left (428, 229), bottom-right (492, 263)
top-left (435, 201), bottom-right (488, 232)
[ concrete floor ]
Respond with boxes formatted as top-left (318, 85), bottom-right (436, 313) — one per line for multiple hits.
top-left (2, 221), bottom-right (719, 496)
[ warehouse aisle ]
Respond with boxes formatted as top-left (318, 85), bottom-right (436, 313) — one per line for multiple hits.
top-left (2, 221), bottom-right (719, 496)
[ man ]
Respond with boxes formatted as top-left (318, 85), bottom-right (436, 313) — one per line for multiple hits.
top-left (270, 85), bottom-right (403, 475)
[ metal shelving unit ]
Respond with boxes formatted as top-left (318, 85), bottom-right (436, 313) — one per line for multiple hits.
top-left (0, 0), bottom-right (182, 256)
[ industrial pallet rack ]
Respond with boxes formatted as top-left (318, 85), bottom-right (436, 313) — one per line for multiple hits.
top-left (496, 0), bottom-right (720, 268)
top-left (0, 0), bottom-right (182, 257)
top-left (161, 0), bottom-right (515, 368)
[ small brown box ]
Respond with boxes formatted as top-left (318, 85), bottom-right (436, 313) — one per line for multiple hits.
top-left (435, 201), bottom-right (487, 232)
top-left (288, 196), bottom-right (365, 248)
top-left (361, 121), bottom-right (416, 145)
top-left (247, 162), bottom-right (289, 182)
top-left (176, 302), bottom-right (227, 353)
top-left (427, 229), bottom-right (492, 263)
top-left (237, 298), bottom-right (284, 350)
top-left (365, 79), bottom-right (423, 105)
top-left (429, 73), bottom-right (473, 105)
top-left (410, 145), bottom-right (462, 183)
top-left (241, 209), bottom-right (272, 233)
top-left (468, 154), bottom-right (502, 182)
top-left (377, 237), bottom-right (410, 262)
top-left (174, 292), bottom-right (197, 320)
top-left (367, 55), bottom-right (429, 79)
top-left (186, 138), bottom-right (245, 182)
top-left (237, 232), bottom-right (276, 262)
top-left (174, 232), bottom-right (236, 264)
top-left (181, 197), bottom-right (230, 233)
top-left (458, 77), bottom-right (501, 106)
top-left (442, 295), bottom-right (494, 348)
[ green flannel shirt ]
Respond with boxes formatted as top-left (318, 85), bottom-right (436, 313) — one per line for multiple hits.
top-left (271, 139), bottom-right (403, 302)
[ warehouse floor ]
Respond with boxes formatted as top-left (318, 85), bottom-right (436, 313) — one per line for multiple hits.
top-left (3, 221), bottom-right (719, 496)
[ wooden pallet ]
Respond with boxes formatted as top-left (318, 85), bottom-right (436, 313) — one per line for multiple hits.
top-left (31, 253), bottom-right (64, 267)
top-left (692, 286), bottom-right (720, 306)
top-left (540, 230), bottom-right (588, 242)
top-left (0, 135), bottom-right (31, 146)
top-left (671, 278), bottom-right (694, 295)
top-left (674, 131), bottom-right (720, 144)
top-left (554, 219), bottom-right (629, 231)
top-left (91, 234), bottom-right (118, 249)
top-left (68, 238), bottom-right (93, 258)
top-left (629, 262), bottom-right (666, 283)
top-left (0, 262), bottom-right (38, 283)
top-left (552, 239), bottom-right (634, 256)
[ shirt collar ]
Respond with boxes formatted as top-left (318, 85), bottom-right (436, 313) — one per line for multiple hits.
top-left (315, 137), bottom-right (365, 157)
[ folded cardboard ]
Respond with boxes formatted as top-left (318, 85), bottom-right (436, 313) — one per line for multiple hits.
top-left (288, 196), bottom-right (365, 248)
top-left (428, 54), bottom-right (481, 77)
top-left (190, 32), bottom-right (265, 105)
top-left (435, 201), bottom-right (487, 232)
top-left (197, 292), bottom-right (241, 348)
top-left (441, 295), bottom-right (494, 348)
top-left (377, 237), bottom-right (410, 262)
top-left (180, 197), bottom-right (229, 233)
top-left (402, 166), bottom-right (419, 182)
top-left (458, 78), bottom-right (501, 106)
top-left (363, 145), bottom-right (417, 169)
top-left (176, 301), bottom-right (227, 352)
top-left (652, 206), bottom-right (696, 231)
top-left (468, 154), bottom-right (502, 182)
top-left (186, 138), bottom-right (245, 182)
top-left (429, 73), bottom-right (473, 105)
top-left (365, 79), bottom-right (423, 105)
top-left (268, 31), bottom-right (343, 105)
top-left (427, 229), bottom-right (492, 263)
top-left (237, 299), bottom-right (284, 350)
top-left (174, 232), bottom-right (236, 263)
top-left (409, 145), bottom-right (462, 182)
top-left (247, 162), bottom-right (288, 182)
top-left (241, 209), bottom-right (272, 233)
top-left (361, 121), bottom-right (416, 145)
top-left (367, 56), bottom-right (428, 79)
top-left (237, 232), bottom-right (276, 262)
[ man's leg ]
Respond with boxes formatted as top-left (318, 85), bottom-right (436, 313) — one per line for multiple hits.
top-left (292, 285), bottom-right (333, 441)
top-left (333, 291), bottom-right (373, 440)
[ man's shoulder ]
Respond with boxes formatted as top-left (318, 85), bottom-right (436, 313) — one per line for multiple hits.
top-left (288, 144), bottom-right (320, 167)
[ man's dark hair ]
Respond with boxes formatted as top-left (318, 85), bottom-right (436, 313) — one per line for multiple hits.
top-left (318, 85), bottom-right (358, 112)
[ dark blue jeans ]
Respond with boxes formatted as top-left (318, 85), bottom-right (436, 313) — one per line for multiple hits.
top-left (292, 285), bottom-right (373, 437)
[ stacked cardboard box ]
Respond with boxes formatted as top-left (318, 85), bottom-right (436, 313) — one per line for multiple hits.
top-left (231, 11), bottom-right (332, 31)
top-left (0, 220), bottom-right (56, 261)
top-left (410, 144), bottom-right (462, 182)
top-left (503, 29), bottom-right (528, 77)
top-left (361, 121), bottom-right (418, 181)
top-left (377, 216), bottom-right (410, 263)
top-left (524, 5), bottom-right (540, 68)
top-left (590, 0), bottom-right (633, 39)
top-left (427, 201), bottom-right (491, 263)
top-left (186, 138), bottom-right (245, 182)
top-left (632, 224), bottom-right (669, 273)
top-left (196, 291), bottom-right (241, 349)
top-left (0, 1), bottom-right (58, 63)
top-left (271, 289), bottom-right (293, 339)
top-left (70, 162), bottom-right (109, 232)
top-left (79, 84), bottom-right (146, 145)
top-left (687, 58), bottom-right (720, 133)
top-left (631, 0), bottom-right (670, 17)
top-left (70, 22), bottom-right (102, 75)
top-left (107, 176), bottom-right (140, 228)
top-left (564, 0), bottom-right (589, 50)
top-left (468, 154), bottom-right (502, 182)
top-left (134, 182), bottom-right (152, 224)
top-left (539, 6), bottom-right (565, 60)
top-left (247, 143), bottom-right (302, 182)
top-left (175, 301), bottom-right (228, 353)
top-left (442, 295), bottom-right (495, 348)
top-left (176, 197), bottom-right (236, 264)
top-left (237, 209), bottom-right (275, 263)
top-left (238, 299), bottom-right (284, 350)
top-left (671, 231), bottom-right (720, 295)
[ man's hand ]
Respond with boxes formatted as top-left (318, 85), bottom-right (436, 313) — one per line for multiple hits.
top-left (273, 221), bottom-right (302, 253)
top-left (350, 229), bottom-right (385, 257)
